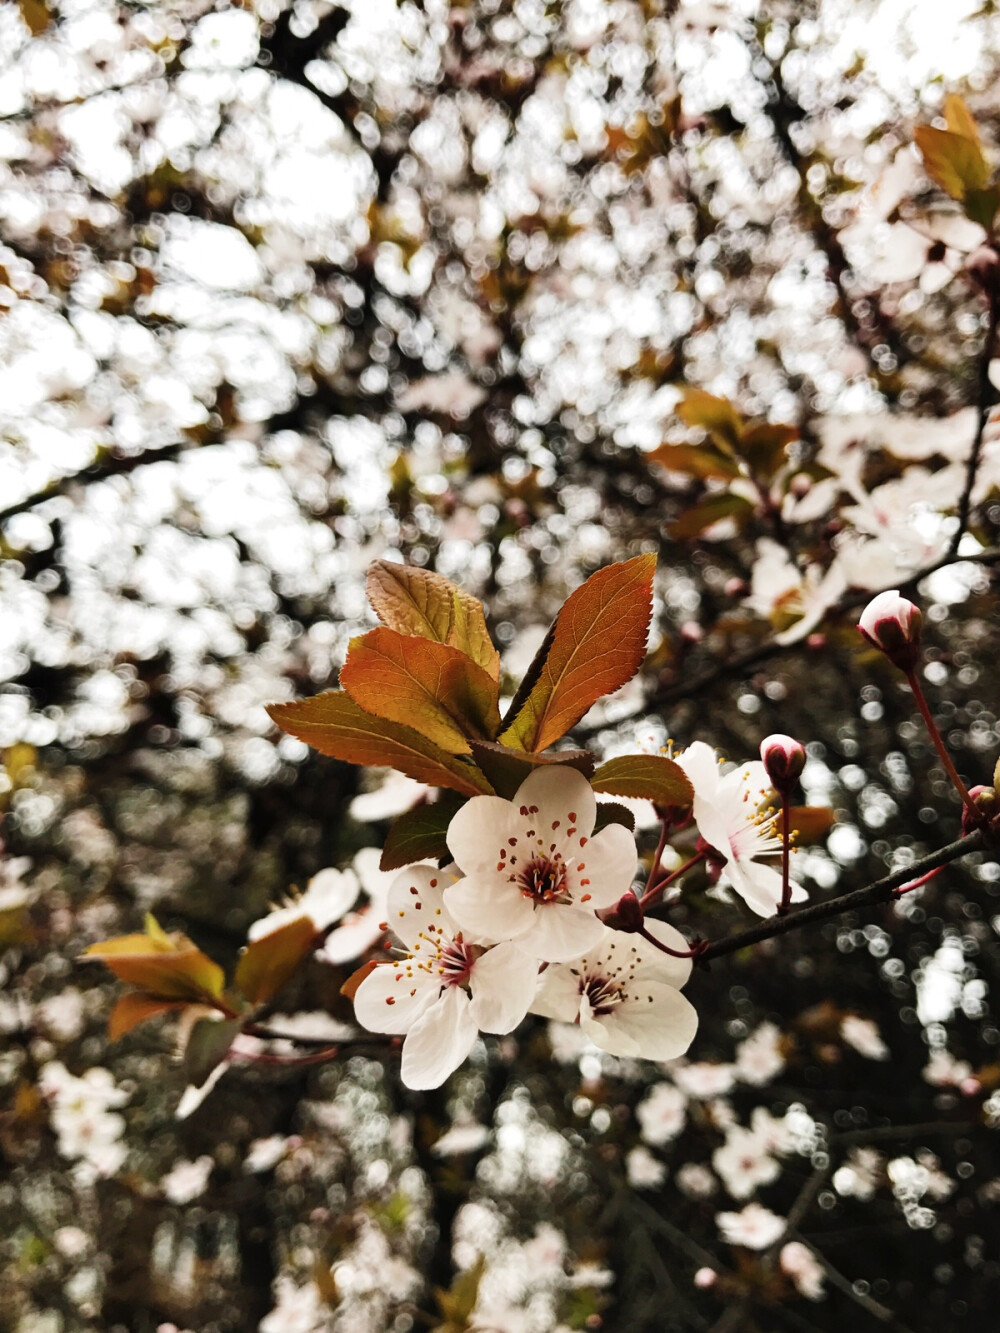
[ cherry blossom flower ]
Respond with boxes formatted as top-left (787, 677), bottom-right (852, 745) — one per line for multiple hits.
top-left (715, 1203), bottom-right (786, 1250)
top-left (529, 920), bottom-right (697, 1060)
top-left (676, 1162), bottom-right (718, 1199)
top-left (349, 771), bottom-right (428, 823)
top-left (713, 1125), bottom-right (780, 1199)
top-left (353, 865), bottom-right (539, 1089)
top-left (840, 1014), bottom-right (890, 1060)
top-left (670, 1060), bottom-right (737, 1099)
top-left (734, 1021), bottom-right (785, 1086)
top-left (636, 1082), bottom-right (687, 1145)
top-left (161, 1154), bottom-right (214, 1205)
top-left (247, 866), bottom-right (360, 942)
top-left (320, 847), bottom-right (413, 965)
top-left (675, 741), bottom-right (807, 917)
top-left (780, 1241), bottom-right (825, 1299)
top-left (626, 1145), bottom-right (667, 1189)
top-left (444, 765), bottom-right (638, 962)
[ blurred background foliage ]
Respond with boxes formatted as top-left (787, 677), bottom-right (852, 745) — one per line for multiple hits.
top-left (4, 0), bottom-right (1000, 1330)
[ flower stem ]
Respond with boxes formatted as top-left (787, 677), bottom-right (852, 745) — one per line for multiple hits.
top-left (905, 669), bottom-right (986, 828)
top-left (777, 796), bottom-right (792, 916)
top-left (640, 850), bottom-right (706, 908)
top-left (890, 865), bottom-right (942, 900)
top-left (638, 924), bottom-right (709, 961)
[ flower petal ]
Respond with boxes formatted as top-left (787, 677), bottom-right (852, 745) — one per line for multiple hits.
top-left (386, 865), bottom-right (459, 951)
top-left (353, 962), bottom-right (437, 1034)
top-left (446, 794), bottom-right (514, 876)
top-left (568, 821), bottom-right (638, 908)
top-left (522, 902), bottom-right (606, 962)
top-left (592, 981), bottom-right (698, 1060)
top-left (529, 963), bottom-right (582, 1023)
top-left (444, 877), bottom-right (535, 944)
top-left (635, 918), bottom-right (694, 988)
top-left (400, 987), bottom-right (479, 1089)
top-left (513, 764), bottom-right (597, 840)
top-left (468, 942), bottom-right (540, 1033)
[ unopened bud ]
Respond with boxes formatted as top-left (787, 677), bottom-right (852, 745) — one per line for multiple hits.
top-left (857, 590), bottom-right (922, 672)
top-left (608, 891), bottom-right (644, 933)
top-left (962, 784), bottom-right (999, 835)
top-left (693, 1268), bottom-right (717, 1289)
top-left (760, 734), bottom-right (806, 791)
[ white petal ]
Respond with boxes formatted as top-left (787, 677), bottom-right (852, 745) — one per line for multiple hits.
top-left (320, 908), bottom-right (384, 964)
top-left (635, 918), bottom-right (694, 988)
top-left (446, 794), bottom-right (514, 875)
top-left (567, 821), bottom-right (638, 909)
top-left (386, 865), bottom-right (459, 951)
top-left (444, 877), bottom-right (535, 943)
top-left (468, 943), bottom-right (540, 1033)
top-left (725, 860), bottom-right (807, 917)
top-left (352, 962), bottom-right (438, 1034)
top-left (400, 987), bottom-right (479, 1090)
top-left (529, 963), bottom-right (583, 1022)
top-left (513, 764), bottom-right (597, 840)
top-left (522, 902), bottom-right (606, 962)
top-left (595, 982), bottom-right (698, 1060)
top-left (675, 742), bottom-right (722, 797)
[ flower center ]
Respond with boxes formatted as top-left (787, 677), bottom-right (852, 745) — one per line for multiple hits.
top-left (581, 974), bottom-right (624, 1016)
top-left (517, 854), bottom-right (569, 904)
top-left (436, 934), bottom-right (478, 987)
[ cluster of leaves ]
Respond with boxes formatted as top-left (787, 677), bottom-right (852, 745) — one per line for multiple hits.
top-left (266, 556), bottom-right (693, 870)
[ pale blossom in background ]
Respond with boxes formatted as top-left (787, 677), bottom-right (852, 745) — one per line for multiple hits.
top-left (780, 1241), bottom-right (826, 1300)
top-left (635, 1082), bottom-right (687, 1145)
top-left (715, 1203), bottom-right (786, 1250)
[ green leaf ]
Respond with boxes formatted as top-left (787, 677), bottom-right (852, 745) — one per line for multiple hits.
top-left (183, 1016), bottom-right (243, 1088)
top-left (468, 740), bottom-right (595, 800)
top-left (668, 493), bottom-right (754, 540)
top-left (591, 754), bottom-right (693, 807)
top-left (366, 561), bottom-right (501, 680)
top-left (266, 692), bottom-right (495, 797)
top-left (593, 800), bottom-right (636, 834)
top-left (340, 627), bottom-right (501, 753)
top-left (379, 794), bottom-right (464, 871)
top-left (234, 916), bottom-right (319, 1005)
top-left (499, 555), bottom-right (657, 752)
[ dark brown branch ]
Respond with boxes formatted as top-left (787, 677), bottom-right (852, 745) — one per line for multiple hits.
top-left (699, 830), bottom-right (985, 963)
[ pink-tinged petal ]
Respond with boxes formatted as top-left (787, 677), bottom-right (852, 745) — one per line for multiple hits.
top-left (386, 865), bottom-right (459, 951)
top-left (522, 902), bottom-right (606, 962)
top-left (567, 821), bottom-right (638, 909)
top-left (529, 963), bottom-right (582, 1023)
top-left (353, 962), bottom-right (438, 1034)
top-left (513, 765), bottom-right (598, 840)
top-left (634, 919), bottom-right (694, 988)
top-left (468, 942), bottom-right (540, 1033)
top-left (444, 877), bottom-right (535, 944)
top-left (400, 987), bottom-right (479, 1090)
top-left (446, 795), bottom-right (514, 876)
top-left (594, 981), bottom-right (698, 1061)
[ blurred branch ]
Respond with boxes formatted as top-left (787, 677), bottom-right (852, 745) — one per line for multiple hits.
top-left (948, 282), bottom-right (1000, 556)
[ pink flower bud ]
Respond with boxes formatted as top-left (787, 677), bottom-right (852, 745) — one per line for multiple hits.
top-left (857, 590), bottom-right (922, 671)
top-left (760, 734), bottom-right (806, 790)
top-left (694, 1268), bottom-right (717, 1289)
top-left (606, 891), bottom-right (644, 933)
top-left (962, 785), bottom-right (999, 835)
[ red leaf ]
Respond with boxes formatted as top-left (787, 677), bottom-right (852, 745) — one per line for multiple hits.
top-left (108, 993), bottom-right (187, 1040)
top-left (266, 691), bottom-right (495, 796)
top-left (340, 627), bottom-right (500, 753)
top-left (499, 555), bottom-right (656, 752)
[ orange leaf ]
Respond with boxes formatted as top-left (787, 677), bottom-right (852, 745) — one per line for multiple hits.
top-left (943, 93), bottom-right (981, 146)
top-left (646, 443), bottom-right (741, 480)
top-left (234, 915), bottom-right (319, 1005)
top-left (366, 561), bottom-right (501, 680)
top-left (83, 916), bottom-right (225, 1004)
top-left (677, 390), bottom-right (743, 452)
top-left (914, 125), bottom-right (989, 201)
top-left (340, 627), bottom-right (501, 753)
top-left (591, 754), bottom-right (693, 806)
top-left (788, 806), bottom-right (836, 846)
top-left (341, 959), bottom-right (379, 1001)
top-left (266, 691), bottom-right (495, 796)
top-left (108, 993), bottom-right (187, 1040)
top-left (499, 554), bottom-right (656, 752)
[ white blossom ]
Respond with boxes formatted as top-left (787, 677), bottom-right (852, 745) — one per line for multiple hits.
top-left (353, 865), bottom-right (539, 1089)
top-left (161, 1155), bottom-right (213, 1204)
top-left (529, 920), bottom-right (697, 1061)
top-left (841, 1014), bottom-right (890, 1060)
top-left (626, 1145), bottom-right (666, 1189)
top-left (713, 1125), bottom-right (780, 1199)
top-left (780, 1241), bottom-right (825, 1300)
top-left (715, 1203), bottom-right (786, 1250)
top-left (675, 742), bottom-right (807, 917)
top-left (636, 1082), bottom-right (687, 1145)
top-left (735, 1022), bottom-right (785, 1085)
top-left (444, 765), bottom-right (638, 962)
top-left (247, 866), bottom-right (360, 941)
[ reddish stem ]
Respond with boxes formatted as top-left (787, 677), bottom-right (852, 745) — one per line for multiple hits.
top-left (640, 850), bottom-right (706, 909)
top-left (890, 865), bottom-right (943, 900)
top-left (638, 923), bottom-right (710, 961)
top-left (904, 669), bottom-right (987, 829)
